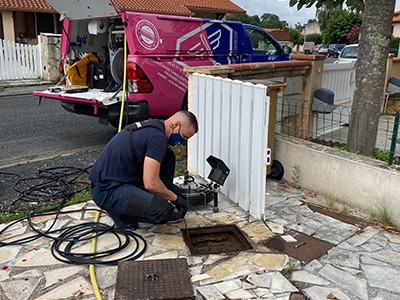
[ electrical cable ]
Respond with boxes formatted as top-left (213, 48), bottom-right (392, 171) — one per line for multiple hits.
top-left (0, 167), bottom-right (148, 267)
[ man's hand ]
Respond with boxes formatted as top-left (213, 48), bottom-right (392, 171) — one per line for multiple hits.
top-left (174, 197), bottom-right (188, 218)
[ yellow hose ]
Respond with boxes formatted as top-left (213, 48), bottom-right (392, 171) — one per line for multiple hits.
top-left (89, 210), bottom-right (102, 300)
top-left (90, 29), bottom-right (128, 300)
top-left (117, 34), bottom-right (128, 133)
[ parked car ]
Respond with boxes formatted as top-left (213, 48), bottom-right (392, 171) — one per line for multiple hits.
top-left (314, 44), bottom-right (328, 55)
top-left (33, 0), bottom-right (292, 127)
top-left (327, 44), bottom-right (346, 58)
top-left (334, 44), bottom-right (358, 63)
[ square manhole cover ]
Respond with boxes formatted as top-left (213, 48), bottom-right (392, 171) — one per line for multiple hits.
top-left (115, 258), bottom-right (193, 300)
top-left (181, 224), bottom-right (252, 255)
top-left (265, 230), bottom-right (334, 264)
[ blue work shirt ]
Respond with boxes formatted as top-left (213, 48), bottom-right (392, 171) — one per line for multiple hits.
top-left (89, 121), bottom-right (167, 190)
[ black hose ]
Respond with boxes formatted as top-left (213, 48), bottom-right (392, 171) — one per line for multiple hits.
top-left (0, 166), bottom-right (147, 265)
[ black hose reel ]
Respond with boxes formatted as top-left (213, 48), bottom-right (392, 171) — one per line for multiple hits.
top-left (178, 155), bottom-right (230, 213)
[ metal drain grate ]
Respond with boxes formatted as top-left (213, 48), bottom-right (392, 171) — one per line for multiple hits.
top-left (182, 224), bottom-right (252, 255)
top-left (115, 258), bottom-right (194, 300)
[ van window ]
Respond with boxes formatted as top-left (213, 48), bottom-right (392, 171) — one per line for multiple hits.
top-left (246, 28), bottom-right (279, 55)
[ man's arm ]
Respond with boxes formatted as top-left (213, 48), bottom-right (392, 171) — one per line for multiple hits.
top-left (142, 156), bottom-right (177, 201)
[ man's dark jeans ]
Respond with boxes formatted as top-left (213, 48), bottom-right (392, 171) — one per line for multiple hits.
top-left (90, 148), bottom-right (177, 226)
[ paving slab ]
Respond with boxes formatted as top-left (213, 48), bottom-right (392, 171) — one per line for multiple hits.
top-left (0, 178), bottom-right (399, 299)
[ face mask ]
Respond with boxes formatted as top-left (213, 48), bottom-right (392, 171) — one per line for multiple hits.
top-left (168, 126), bottom-right (187, 145)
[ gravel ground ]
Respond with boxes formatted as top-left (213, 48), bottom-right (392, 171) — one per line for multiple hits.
top-left (0, 148), bottom-right (102, 214)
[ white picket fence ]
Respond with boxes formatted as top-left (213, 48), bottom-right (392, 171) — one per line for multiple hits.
top-left (0, 39), bottom-right (41, 80)
top-left (188, 73), bottom-right (270, 219)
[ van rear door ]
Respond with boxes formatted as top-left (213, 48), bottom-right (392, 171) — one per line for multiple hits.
top-left (46, 0), bottom-right (118, 20)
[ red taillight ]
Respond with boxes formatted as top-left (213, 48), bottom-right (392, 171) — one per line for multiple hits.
top-left (126, 63), bottom-right (153, 93)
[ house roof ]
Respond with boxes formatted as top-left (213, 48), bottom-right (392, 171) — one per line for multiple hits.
top-left (264, 28), bottom-right (290, 41)
top-left (0, 0), bottom-right (245, 15)
top-left (0, 0), bottom-right (54, 12)
top-left (394, 10), bottom-right (400, 23)
top-left (183, 0), bottom-right (245, 14)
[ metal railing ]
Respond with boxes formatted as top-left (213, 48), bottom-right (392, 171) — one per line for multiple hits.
top-left (276, 95), bottom-right (400, 165)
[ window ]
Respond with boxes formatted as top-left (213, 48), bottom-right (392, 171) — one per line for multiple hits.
top-left (246, 28), bottom-right (279, 55)
top-left (341, 46), bottom-right (358, 59)
top-left (36, 13), bottom-right (55, 35)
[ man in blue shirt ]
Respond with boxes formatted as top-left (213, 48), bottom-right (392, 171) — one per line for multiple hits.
top-left (89, 110), bottom-right (198, 229)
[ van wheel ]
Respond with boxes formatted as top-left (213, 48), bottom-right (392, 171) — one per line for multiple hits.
top-left (267, 159), bottom-right (284, 180)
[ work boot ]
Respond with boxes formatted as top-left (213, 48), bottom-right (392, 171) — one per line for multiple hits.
top-left (109, 212), bottom-right (139, 230)
top-left (167, 210), bottom-right (184, 223)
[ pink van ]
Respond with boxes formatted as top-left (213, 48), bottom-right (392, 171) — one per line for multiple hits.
top-left (34, 0), bottom-right (291, 127)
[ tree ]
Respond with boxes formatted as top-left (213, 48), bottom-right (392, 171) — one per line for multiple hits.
top-left (294, 22), bottom-right (304, 31)
top-left (290, 0), bottom-right (396, 156)
top-left (317, 5), bottom-right (344, 31)
top-left (260, 13), bottom-right (289, 29)
top-left (347, 25), bottom-right (360, 44)
top-left (226, 13), bottom-right (289, 29)
top-left (226, 14), bottom-right (261, 26)
top-left (323, 11), bottom-right (362, 44)
top-left (287, 27), bottom-right (304, 46)
top-left (305, 33), bottom-right (323, 44)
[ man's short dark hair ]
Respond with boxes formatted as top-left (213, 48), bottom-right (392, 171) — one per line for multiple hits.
top-left (181, 110), bottom-right (198, 133)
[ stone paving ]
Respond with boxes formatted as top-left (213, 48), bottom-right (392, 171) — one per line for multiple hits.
top-left (0, 179), bottom-right (400, 300)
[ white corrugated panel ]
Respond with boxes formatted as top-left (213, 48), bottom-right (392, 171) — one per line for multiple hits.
top-left (188, 73), bottom-right (270, 219)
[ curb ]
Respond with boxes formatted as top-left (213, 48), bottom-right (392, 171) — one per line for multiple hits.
top-left (0, 82), bottom-right (54, 97)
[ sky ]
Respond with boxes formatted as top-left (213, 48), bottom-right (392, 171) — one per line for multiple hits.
top-left (231, 0), bottom-right (400, 27)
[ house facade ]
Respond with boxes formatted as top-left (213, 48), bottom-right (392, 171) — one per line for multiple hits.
top-left (393, 10), bottom-right (400, 37)
top-left (0, 0), bottom-right (245, 44)
top-left (301, 21), bottom-right (320, 37)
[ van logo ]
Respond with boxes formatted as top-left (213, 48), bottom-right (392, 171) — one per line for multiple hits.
top-left (135, 20), bottom-right (160, 50)
top-left (208, 29), bottom-right (222, 50)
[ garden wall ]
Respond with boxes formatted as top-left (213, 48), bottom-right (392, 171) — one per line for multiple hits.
top-left (274, 133), bottom-right (400, 227)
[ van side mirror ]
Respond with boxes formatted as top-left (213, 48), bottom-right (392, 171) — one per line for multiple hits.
top-left (282, 45), bottom-right (292, 55)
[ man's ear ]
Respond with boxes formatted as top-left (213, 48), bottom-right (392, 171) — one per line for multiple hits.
top-left (170, 121), bottom-right (180, 129)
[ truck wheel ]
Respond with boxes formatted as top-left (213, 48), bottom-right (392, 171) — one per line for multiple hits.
top-left (267, 159), bottom-right (284, 180)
